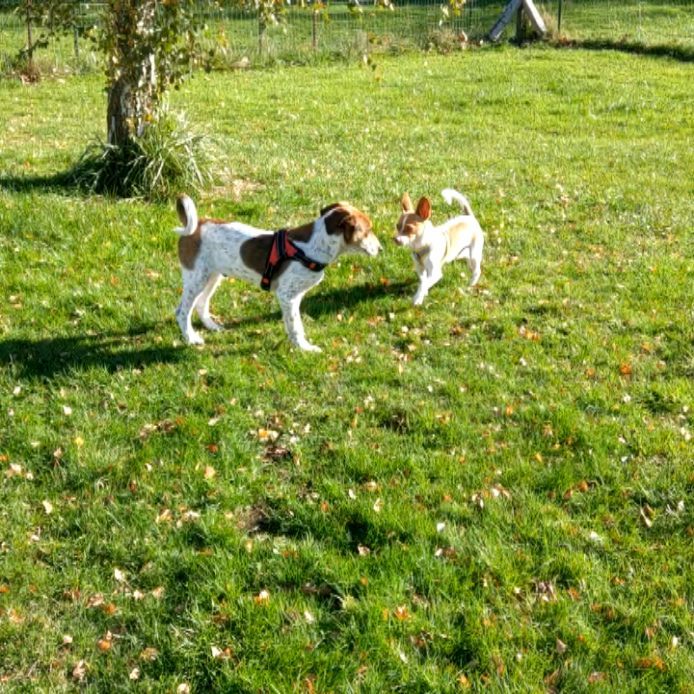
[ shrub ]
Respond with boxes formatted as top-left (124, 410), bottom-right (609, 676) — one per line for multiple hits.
top-left (70, 107), bottom-right (217, 200)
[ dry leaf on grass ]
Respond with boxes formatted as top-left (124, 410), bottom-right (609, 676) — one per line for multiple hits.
top-left (253, 589), bottom-right (270, 605)
top-left (394, 605), bottom-right (410, 621)
top-left (139, 647), bottom-right (159, 662)
top-left (97, 632), bottom-right (113, 652)
top-left (72, 660), bottom-right (88, 682)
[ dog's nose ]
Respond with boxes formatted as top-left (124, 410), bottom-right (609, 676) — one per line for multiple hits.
top-left (393, 236), bottom-right (403, 246)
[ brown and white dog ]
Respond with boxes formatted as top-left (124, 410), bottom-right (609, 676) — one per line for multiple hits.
top-left (394, 188), bottom-right (484, 305)
top-left (173, 196), bottom-right (382, 352)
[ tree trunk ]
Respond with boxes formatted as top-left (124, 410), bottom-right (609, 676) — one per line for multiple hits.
top-left (106, 58), bottom-right (157, 146)
top-left (105, 0), bottom-right (158, 146)
top-left (107, 76), bottom-right (133, 146)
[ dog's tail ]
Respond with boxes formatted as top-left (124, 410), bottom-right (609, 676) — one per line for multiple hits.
top-left (441, 188), bottom-right (473, 216)
top-left (173, 195), bottom-right (198, 236)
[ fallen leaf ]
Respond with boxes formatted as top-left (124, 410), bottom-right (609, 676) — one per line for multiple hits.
top-left (254, 589), bottom-right (270, 605)
top-left (204, 465), bottom-right (216, 480)
top-left (72, 660), bottom-right (88, 682)
top-left (97, 632), bottom-right (112, 652)
top-left (42, 500), bottom-right (54, 515)
top-left (394, 605), bottom-right (410, 621)
top-left (544, 669), bottom-right (560, 687)
top-left (556, 638), bottom-right (568, 654)
top-left (129, 668), bottom-right (140, 681)
top-left (114, 568), bottom-right (126, 583)
top-left (588, 671), bottom-right (606, 684)
top-left (139, 647), bottom-right (159, 662)
top-left (86, 593), bottom-right (105, 609)
top-left (257, 428), bottom-right (280, 443)
top-left (640, 505), bottom-right (655, 528)
top-left (636, 656), bottom-right (666, 671)
top-left (373, 498), bottom-right (383, 513)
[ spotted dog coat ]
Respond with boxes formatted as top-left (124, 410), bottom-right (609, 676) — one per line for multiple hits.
top-left (173, 196), bottom-right (382, 352)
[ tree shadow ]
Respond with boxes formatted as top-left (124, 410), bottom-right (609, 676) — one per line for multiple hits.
top-left (554, 37), bottom-right (694, 63)
top-left (0, 323), bottom-right (184, 380)
top-left (0, 172), bottom-right (81, 196)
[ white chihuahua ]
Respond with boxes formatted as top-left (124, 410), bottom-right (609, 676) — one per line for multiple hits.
top-left (394, 188), bottom-right (484, 305)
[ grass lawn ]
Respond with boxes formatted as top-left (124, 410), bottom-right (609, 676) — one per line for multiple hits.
top-left (0, 45), bottom-right (693, 691)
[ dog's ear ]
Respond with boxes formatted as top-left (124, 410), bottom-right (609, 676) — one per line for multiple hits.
top-left (401, 192), bottom-right (414, 213)
top-left (323, 205), bottom-right (353, 236)
top-left (415, 196), bottom-right (432, 220)
top-left (321, 201), bottom-right (350, 217)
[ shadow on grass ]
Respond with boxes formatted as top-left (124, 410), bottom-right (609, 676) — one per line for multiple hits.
top-left (211, 280), bottom-right (413, 331)
top-left (554, 37), bottom-right (694, 62)
top-left (0, 323), bottom-right (184, 380)
top-left (0, 172), bottom-right (80, 196)
top-left (302, 279), bottom-right (413, 316)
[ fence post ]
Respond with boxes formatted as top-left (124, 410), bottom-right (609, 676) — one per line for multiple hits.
top-left (557, 0), bottom-right (563, 35)
top-left (312, 9), bottom-right (318, 51)
top-left (258, 15), bottom-right (267, 55)
top-left (515, 2), bottom-right (525, 42)
top-left (25, 0), bottom-right (35, 68)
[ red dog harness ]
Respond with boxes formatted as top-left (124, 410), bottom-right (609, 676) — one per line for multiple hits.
top-left (260, 229), bottom-right (326, 291)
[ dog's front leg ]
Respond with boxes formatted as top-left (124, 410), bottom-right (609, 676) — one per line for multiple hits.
top-left (413, 264), bottom-right (443, 306)
top-left (412, 258), bottom-right (429, 306)
top-left (277, 293), bottom-right (322, 353)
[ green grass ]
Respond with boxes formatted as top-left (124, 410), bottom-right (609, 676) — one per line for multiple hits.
top-left (1, 46), bottom-right (693, 691)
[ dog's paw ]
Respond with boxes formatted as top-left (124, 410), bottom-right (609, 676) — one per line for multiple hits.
top-left (202, 319), bottom-right (223, 332)
top-left (185, 332), bottom-right (205, 346)
top-left (298, 342), bottom-right (322, 353)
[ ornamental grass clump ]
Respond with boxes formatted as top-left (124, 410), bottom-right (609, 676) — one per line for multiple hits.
top-left (71, 107), bottom-right (216, 200)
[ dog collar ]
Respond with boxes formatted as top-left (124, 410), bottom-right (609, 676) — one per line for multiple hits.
top-left (260, 229), bottom-right (327, 291)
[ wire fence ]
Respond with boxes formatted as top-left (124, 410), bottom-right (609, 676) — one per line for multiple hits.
top-left (1, 0), bottom-right (692, 76)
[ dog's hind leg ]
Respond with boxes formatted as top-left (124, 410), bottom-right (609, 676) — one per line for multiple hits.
top-left (277, 290), bottom-right (322, 353)
top-left (176, 269), bottom-right (208, 345)
top-left (467, 235), bottom-right (484, 286)
top-left (195, 272), bottom-right (224, 332)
